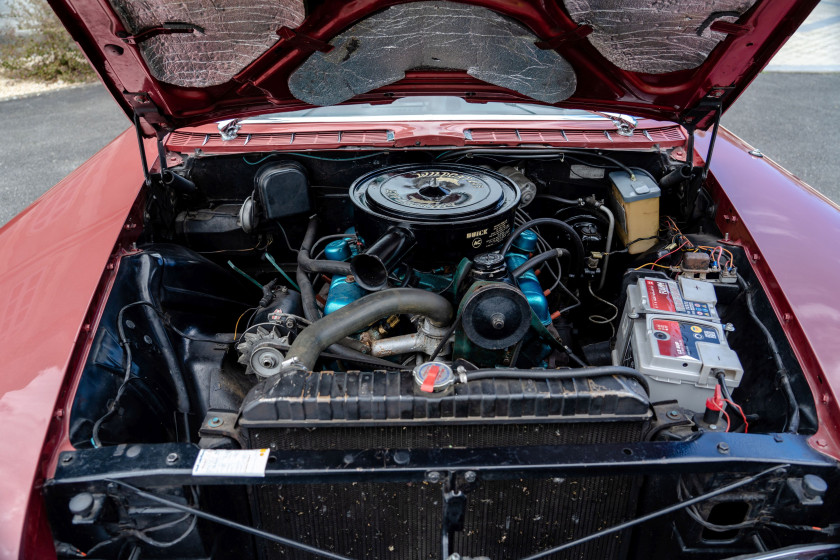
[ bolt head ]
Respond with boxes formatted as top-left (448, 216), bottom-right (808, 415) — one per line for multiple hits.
top-left (717, 442), bottom-right (730, 454)
top-left (166, 452), bottom-right (179, 464)
top-left (464, 471), bottom-right (477, 483)
top-left (208, 417), bottom-right (223, 428)
top-left (709, 424), bottom-right (718, 430)
top-left (667, 410), bottom-right (680, 420)
top-left (490, 313), bottom-right (505, 330)
top-left (426, 471), bottom-right (442, 483)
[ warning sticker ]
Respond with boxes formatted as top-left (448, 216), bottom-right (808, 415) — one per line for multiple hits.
top-left (192, 448), bottom-right (270, 477)
top-left (652, 319), bottom-right (720, 360)
top-left (645, 279), bottom-right (712, 318)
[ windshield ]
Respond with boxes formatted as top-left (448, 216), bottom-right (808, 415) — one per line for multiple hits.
top-left (242, 97), bottom-right (613, 123)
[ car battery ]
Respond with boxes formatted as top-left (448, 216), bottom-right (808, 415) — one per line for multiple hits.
top-left (626, 276), bottom-right (721, 322)
top-left (613, 276), bottom-right (743, 412)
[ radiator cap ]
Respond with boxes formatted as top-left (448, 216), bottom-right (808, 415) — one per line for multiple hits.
top-left (414, 361), bottom-right (455, 393)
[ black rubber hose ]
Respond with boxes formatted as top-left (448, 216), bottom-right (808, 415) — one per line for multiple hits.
top-left (737, 274), bottom-right (800, 432)
top-left (659, 165), bottom-right (692, 189)
top-left (512, 248), bottom-right (569, 278)
top-left (462, 366), bottom-right (649, 395)
top-left (292, 219), bottom-right (416, 364)
top-left (500, 218), bottom-right (586, 275)
top-left (297, 217), bottom-right (352, 276)
top-left (296, 266), bottom-right (320, 321)
top-left (535, 195), bottom-right (581, 206)
top-left (286, 288), bottom-right (454, 371)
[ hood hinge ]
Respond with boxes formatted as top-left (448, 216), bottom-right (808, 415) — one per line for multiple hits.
top-left (133, 112), bottom-right (175, 187)
top-left (129, 93), bottom-right (174, 186)
top-left (125, 92), bottom-right (173, 185)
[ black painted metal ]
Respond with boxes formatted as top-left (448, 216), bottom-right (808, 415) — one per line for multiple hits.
top-left (48, 433), bottom-right (834, 488)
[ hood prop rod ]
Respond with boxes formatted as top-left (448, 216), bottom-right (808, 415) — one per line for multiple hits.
top-left (132, 111), bottom-right (152, 186)
top-left (683, 100), bottom-right (722, 220)
top-left (133, 111), bottom-right (197, 193)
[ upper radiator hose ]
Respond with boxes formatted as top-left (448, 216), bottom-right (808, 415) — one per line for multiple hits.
top-left (285, 288), bottom-right (454, 371)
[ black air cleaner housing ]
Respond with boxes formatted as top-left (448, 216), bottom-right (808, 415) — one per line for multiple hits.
top-left (350, 164), bottom-right (520, 264)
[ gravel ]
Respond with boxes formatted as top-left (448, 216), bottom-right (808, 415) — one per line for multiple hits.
top-left (0, 76), bottom-right (94, 101)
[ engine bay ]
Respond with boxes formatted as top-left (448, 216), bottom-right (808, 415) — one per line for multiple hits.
top-left (77, 147), bottom-right (813, 436)
top-left (52, 145), bottom-right (832, 559)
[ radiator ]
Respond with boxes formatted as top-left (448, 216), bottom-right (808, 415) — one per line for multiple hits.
top-left (249, 421), bottom-right (644, 559)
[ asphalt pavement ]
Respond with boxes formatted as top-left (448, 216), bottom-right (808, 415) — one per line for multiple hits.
top-left (0, 85), bottom-right (128, 227)
top-left (0, 73), bottom-right (838, 228)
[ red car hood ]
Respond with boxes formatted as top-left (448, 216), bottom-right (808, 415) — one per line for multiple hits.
top-left (53, 0), bottom-right (816, 134)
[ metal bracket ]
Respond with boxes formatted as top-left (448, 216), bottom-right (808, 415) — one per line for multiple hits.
top-left (441, 489), bottom-right (468, 559)
top-left (49, 434), bottom-right (835, 489)
top-left (198, 411), bottom-right (246, 448)
top-left (443, 491), bottom-right (467, 533)
top-left (647, 402), bottom-right (695, 440)
top-left (709, 20), bottom-right (753, 36)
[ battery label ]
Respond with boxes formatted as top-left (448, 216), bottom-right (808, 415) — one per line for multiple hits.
top-left (652, 319), bottom-right (720, 360)
top-left (645, 279), bottom-right (712, 318)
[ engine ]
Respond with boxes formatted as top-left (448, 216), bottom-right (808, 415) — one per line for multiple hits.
top-left (229, 162), bottom-right (653, 428)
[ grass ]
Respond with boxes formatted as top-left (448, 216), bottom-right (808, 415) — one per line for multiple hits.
top-left (0, 0), bottom-right (95, 83)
